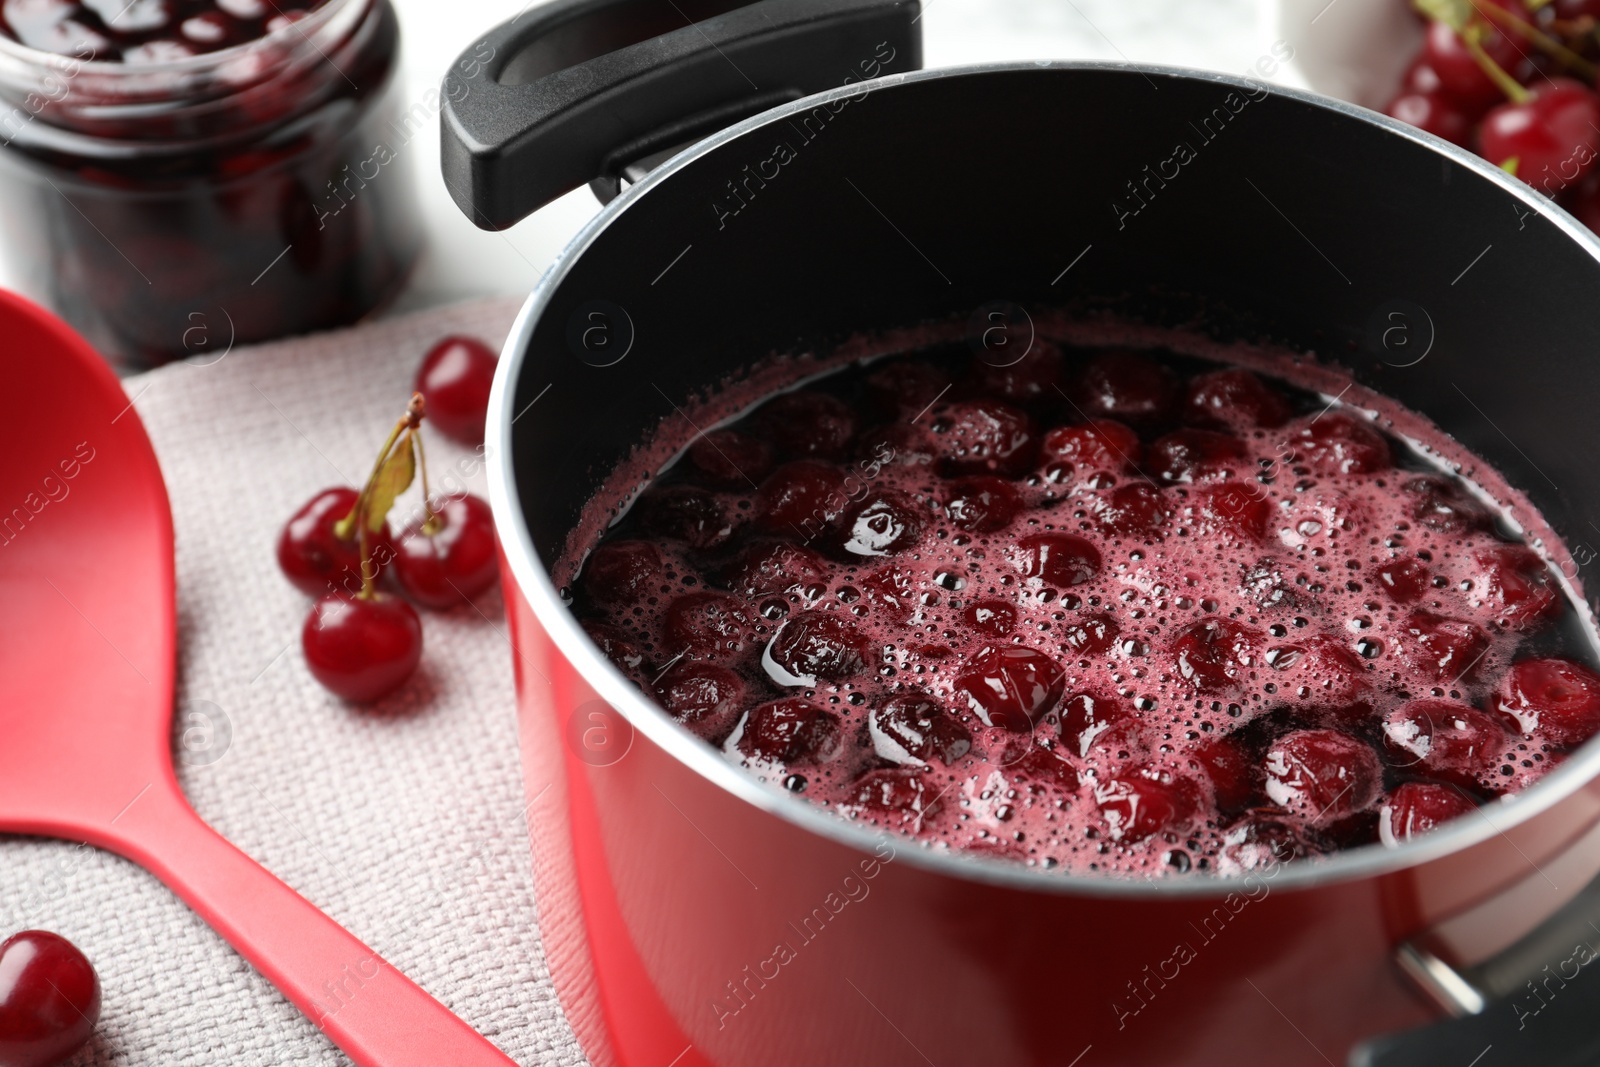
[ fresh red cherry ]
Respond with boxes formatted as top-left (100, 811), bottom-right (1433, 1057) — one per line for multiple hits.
top-left (655, 662), bottom-right (746, 743)
top-left (928, 399), bottom-right (1037, 476)
top-left (1495, 657), bottom-right (1600, 745)
top-left (1382, 699), bottom-right (1508, 782)
top-left (1472, 544), bottom-right (1560, 631)
top-left (1147, 428), bottom-right (1249, 483)
top-left (277, 487), bottom-right (392, 598)
top-left (760, 392), bottom-right (856, 460)
top-left (1379, 782), bottom-right (1478, 846)
top-left (1096, 483), bottom-right (1170, 538)
top-left (764, 611), bottom-right (871, 683)
top-left (1184, 368), bottom-right (1291, 430)
top-left (0, 930), bottom-right (100, 1067)
top-left (865, 360), bottom-right (951, 420)
top-left (738, 698), bottom-right (842, 763)
top-left (1264, 729), bottom-right (1381, 824)
top-left (727, 541), bottom-right (827, 597)
top-left (1198, 484), bottom-right (1271, 541)
top-left (1285, 413), bottom-right (1391, 475)
top-left (414, 335), bottom-right (497, 447)
top-left (664, 592), bottom-right (757, 661)
top-left (953, 645), bottom-right (1066, 732)
top-left (869, 693), bottom-right (972, 765)
top-left (1075, 351), bottom-right (1180, 425)
top-left (962, 599), bottom-right (1017, 638)
top-left (1094, 765), bottom-right (1198, 843)
top-left (756, 461), bottom-right (848, 535)
top-left (301, 592), bottom-right (422, 702)
top-left (582, 540), bottom-right (664, 605)
top-left (1480, 78), bottom-right (1600, 192)
top-left (837, 489), bottom-right (924, 557)
top-left (1374, 556), bottom-right (1431, 603)
top-left (1420, 0), bottom-right (1528, 110)
top-left (1170, 618), bottom-right (1260, 694)
top-left (391, 494), bottom-right (498, 610)
top-left (1061, 612), bottom-right (1120, 656)
top-left (1386, 86), bottom-right (1475, 147)
top-left (1393, 611), bottom-right (1487, 683)
top-left (1400, 475), bottom-right (1491, 533)
top-left (1039, 419), bottom-right (1141, 480)
top-left (688, 430), bottom-right (773, 487)
top-left (944, 476), bottom-right (1022, 532)
top-left (1013, 532), bottom-right (1101, 587)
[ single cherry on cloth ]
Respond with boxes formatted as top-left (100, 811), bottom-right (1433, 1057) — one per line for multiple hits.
top-left (1264, 729), bottom-right (1381, 824)
top-left (1379, 782), bottom-right (1478, 847)
top-left (1495, 657), bottom-right (1600, 745)
top-left (1480, 78), bottom-right (1600, 191)
top-left (953, 645), bottom-right (1066, 732)
top-left (277, 486), bottom-right (393, 598)
top-left (302, 592), bottom-right (423, 703)
top-left (392, 494), bottom-right (498, 610)
top-left (414, 335), bottom-right (498, 447)
top-left (0, 930), bottom-right (100, 1067)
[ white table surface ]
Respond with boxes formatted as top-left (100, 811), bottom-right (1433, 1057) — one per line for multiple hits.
top-left (389, 0), bottom-right (1280, 315)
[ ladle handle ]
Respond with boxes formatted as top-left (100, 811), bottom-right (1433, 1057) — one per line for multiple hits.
top-left (111, 786), bottom-right (519, 1067)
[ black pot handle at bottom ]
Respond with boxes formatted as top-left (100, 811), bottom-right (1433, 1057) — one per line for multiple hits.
top-left (440, 0), bottom-right (922, 231)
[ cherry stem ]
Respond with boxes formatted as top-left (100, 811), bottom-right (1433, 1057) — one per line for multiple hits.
top-left (415, 427), bottom-right (441, 535)
top-left (1479, 1), bottom-right (1600, 79)
top-left (1466, 30), bottom-right (1533, 103)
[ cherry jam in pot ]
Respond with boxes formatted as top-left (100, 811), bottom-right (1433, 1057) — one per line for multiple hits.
top-left (0, 0), bottom-right (420, 366)
top-left (567, 340), bottom-right (1600, 879)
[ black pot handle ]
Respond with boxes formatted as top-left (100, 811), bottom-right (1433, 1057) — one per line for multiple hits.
top-left (440, 0), bottom-right (922, 231)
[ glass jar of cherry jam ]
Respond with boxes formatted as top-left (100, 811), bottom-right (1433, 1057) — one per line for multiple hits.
top-left (0, 0), bottom-right (421, 366)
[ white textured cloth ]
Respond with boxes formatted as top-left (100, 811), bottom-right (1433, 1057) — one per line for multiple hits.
top-left (0, 296), bottom-right (590, 1067)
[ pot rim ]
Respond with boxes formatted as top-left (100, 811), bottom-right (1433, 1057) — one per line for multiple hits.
top-left (487, 59), bottom-right (1600, 900)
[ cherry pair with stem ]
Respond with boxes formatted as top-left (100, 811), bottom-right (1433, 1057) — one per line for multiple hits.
top-left (291, 393), bottom-right (497, 703)
top-left (1398, 0), bottom-right (1600, 195)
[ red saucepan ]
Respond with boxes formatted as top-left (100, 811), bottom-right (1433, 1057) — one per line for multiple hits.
top-left (441, 2), bottom-right (1600, 1063)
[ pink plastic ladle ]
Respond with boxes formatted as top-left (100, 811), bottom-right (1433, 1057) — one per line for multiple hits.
top-left (0, 291), bottom-right (519, 1066)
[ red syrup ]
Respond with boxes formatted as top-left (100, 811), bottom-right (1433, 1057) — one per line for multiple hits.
top-left (567, 341), bottom-right (1596, 878)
